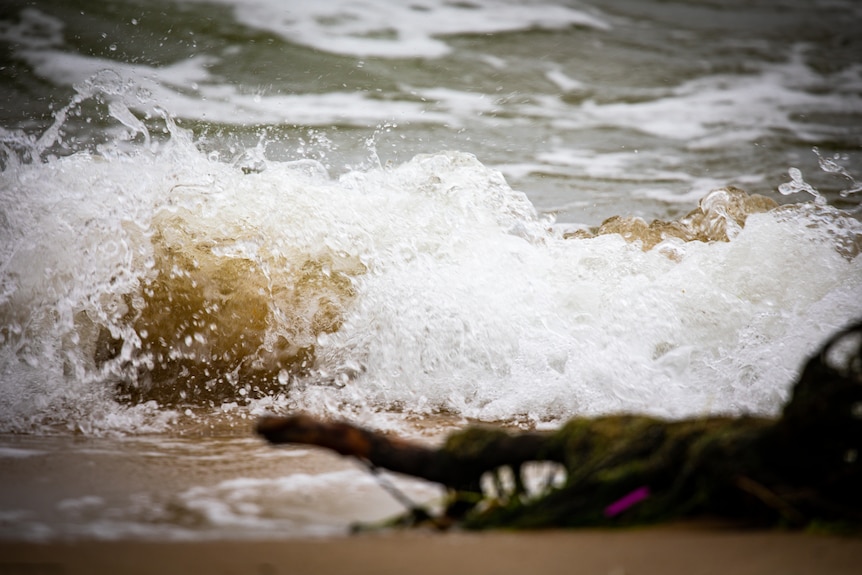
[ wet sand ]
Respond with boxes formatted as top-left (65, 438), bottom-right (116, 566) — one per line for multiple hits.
top-left (2, 527), bottom-right (861, 575)
top-left (2, 433), bottom-right (861, 574)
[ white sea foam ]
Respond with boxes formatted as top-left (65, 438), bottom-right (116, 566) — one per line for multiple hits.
top-left (569, 47), bottom-right (862, 145)
top-left (402, 43), bottom-right (862, 149)
top-left (173, 469), bottom-right (441, 536)
top-left (185, 0), bottom-right (609, 58)
top-left (19, 47), bottom-right (448, 127)
top-left (2, 73), bottom-right (861, 434)
top-left (8, 4), bottom-right (857, 152)
top-left (313, 201), bottom-right (862, 423)
top-left (4, 9), bottom-right (448, 128)
top-left (545, 68), bottom-right (587, 94)
top-left (496, 151), bottom-right (750, 216)
top-left (7, 469), bottom-right (442, 541)
top-left (2, 101), bottom-right (862, 429)
top-left (0, 447), bottom-right (46, 458)
top-left (534, 149), bottom-right (692, 182)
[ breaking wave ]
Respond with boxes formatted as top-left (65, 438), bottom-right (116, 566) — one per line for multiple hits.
top-left (2, 75), bottom-right (861, 434)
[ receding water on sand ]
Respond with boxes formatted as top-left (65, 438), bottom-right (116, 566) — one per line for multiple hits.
top-left (0, 428), bottom-right (446, 541)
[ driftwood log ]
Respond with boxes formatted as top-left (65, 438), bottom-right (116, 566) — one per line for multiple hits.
top-left (256, 321), bottom-right (862, 530)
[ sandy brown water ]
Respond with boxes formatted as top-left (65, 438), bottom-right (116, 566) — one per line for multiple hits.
top-left (0, 428), bottom-right (447, 542)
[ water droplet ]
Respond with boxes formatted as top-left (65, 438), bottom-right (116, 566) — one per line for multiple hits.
top-left (788, 167), bottom-right (803, 182)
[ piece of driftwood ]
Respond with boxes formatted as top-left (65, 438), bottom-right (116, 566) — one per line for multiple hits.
top-left (256, 321), bottom-right (862, 530)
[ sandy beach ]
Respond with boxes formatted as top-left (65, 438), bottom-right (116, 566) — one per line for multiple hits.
top-left (3, 527), bottom-right (861, 575)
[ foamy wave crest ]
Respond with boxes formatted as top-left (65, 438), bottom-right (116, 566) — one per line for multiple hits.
top-left (313, 189), bottom-right (862, 425)
top-left (1, 75), bottom-right (861, 434)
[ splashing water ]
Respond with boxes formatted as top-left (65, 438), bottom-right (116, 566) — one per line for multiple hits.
top-left (778, 166), bottom-right (825, 205)
top-left (1, 74), bottom-right (862, 436)
top-left (813, 147), bottom-right (862, 199)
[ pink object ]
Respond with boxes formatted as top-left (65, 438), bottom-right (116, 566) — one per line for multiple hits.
top-left (604, 486), bottom-right (650, 517)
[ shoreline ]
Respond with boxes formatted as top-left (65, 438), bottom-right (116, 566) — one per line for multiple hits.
top-left (2, 526), bottom-right (861, 575)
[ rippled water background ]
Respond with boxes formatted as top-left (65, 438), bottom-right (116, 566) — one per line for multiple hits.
top-left (4, 0), bottom-right (862, 220)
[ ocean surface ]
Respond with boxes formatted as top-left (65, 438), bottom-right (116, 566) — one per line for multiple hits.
top-left (1, 0), bottom-right (861, 541)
